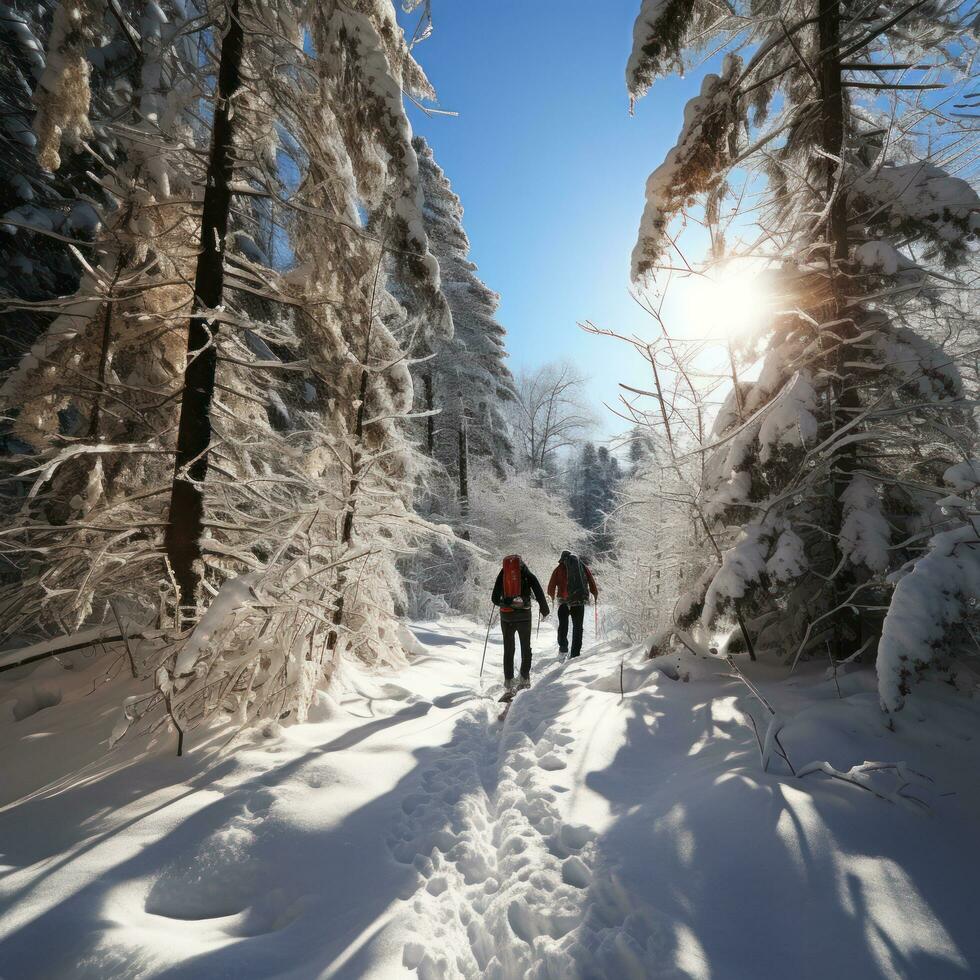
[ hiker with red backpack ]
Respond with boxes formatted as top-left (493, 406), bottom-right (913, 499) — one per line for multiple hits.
top-left (491, 555), bottom-right (549, 697)
top-left (547, 551), bottom-right (598, 660)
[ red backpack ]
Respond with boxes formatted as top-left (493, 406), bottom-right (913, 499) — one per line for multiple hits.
top-left (501, 554), bottom-right (522, 611)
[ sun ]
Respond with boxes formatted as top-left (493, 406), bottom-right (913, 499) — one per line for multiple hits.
top-left (685, 266), bottom-right (773, 338)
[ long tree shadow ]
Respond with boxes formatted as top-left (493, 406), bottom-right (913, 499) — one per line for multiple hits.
top-left (0, 674), bottom-right (529, 979)
top-left (579, 672), bottom-right (976, 979)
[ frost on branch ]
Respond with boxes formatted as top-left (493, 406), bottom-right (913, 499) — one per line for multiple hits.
top-left (850, 162), bottom-right (980, 266)
top-left (631, 56), bottom-right (742, 283)
top-left (840, 476), bottom-right (890, 575)
top-left (626, 0), bottom-right (697, 101)
top-left (32, 0), bottom-right (100, 171)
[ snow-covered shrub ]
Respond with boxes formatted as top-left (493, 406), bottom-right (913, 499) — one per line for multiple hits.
top-left (406, 461), bottom-right (585, 620)
top-left (877, 467), bottom-right (980, 712)
top-left (598, 449), bottom-right (696, 643)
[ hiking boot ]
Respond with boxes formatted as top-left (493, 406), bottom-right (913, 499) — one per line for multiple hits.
top-left (517, 675), bottom-right (531, 691)
top-left (504, 677), bottom-right (517, 693)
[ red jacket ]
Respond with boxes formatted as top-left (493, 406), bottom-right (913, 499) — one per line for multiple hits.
top-left (547, 562), bottom-right (598, 603)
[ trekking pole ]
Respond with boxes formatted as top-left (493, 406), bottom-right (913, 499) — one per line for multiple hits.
top-left (479, 606), bottom-right (495, 680)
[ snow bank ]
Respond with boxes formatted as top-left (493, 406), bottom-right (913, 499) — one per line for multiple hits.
top-left (943, 459), bottom-right (980, 493)
top-left (2, 620), bottom-right (979, 977)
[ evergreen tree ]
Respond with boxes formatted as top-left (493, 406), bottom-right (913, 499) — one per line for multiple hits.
top-left (570, 442), bottom-right (622, 556)
top-left (402, 138), bottom-right (525, 612)
top-left (627, 424), bottom-right (657, 474)
top-left (412, 136), bottom-right (516, 474)
top-left (0, 0), bottom-right (136, 381)
top-left (626, 1), bottom-right (978, 709)
top-left (0, 0), bottom-right (455, 738)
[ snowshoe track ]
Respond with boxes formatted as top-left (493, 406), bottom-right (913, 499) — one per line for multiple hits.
top-left (387, 653), bottom-right (662, 979)
top-left (388, 691), bottom-right (593, 977)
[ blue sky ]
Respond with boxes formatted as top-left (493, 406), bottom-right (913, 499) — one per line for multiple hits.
top-left (403, 1), bottom-right (710, 442)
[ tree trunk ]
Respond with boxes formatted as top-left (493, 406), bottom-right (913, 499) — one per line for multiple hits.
top-left (818, 0), bottom-right (862, 660)
top-left (458, 416), bottom-right (470, 541)
top-left (424, 371), bottom-right (434, 455)
top-left (324, 368), bottom-right (370, 656)
top-left (164, 0), bottom-right (245, 611)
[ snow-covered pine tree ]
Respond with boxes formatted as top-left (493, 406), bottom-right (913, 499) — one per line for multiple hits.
top-left (412, 136), bottom-right (516, 474)
top-left (145, 0), bottom-right (455, 732)
top-left (627, 424), bottom-right (658, 474)
top-left (877, 460), bottom-right (979, 712)
top-left (0, 0), bottom-right (201, 635)
top-left (625, 2), bottom-right (979, 709)
top-left (569, 442), bottom-right (622, 556)
top-left (1, 0), bottom-right (455, 741)
top-left (399, 136), bottom-right (524, 614)
top-left (0, 0), bottom-right (131, 379)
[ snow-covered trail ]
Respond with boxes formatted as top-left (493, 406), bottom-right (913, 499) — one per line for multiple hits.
top-left (0, 617), bottom-right (587, 978)
top-left (2, 618), bottom-right (979, 979)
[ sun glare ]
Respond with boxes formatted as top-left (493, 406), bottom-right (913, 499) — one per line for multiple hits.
top-left (685, 267), bottom-right (772, 339)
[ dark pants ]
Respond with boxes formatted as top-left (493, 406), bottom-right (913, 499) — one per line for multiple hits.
top-left (501, 617), bottom-right (532, 680)
top-left (557, 603), bottom-right (586, 658)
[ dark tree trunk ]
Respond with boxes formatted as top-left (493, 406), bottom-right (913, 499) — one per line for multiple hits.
top-left (165, 0), bottom-right (245, 611)
top-left (458, 417), bottom-right (470, 541)
top-left (819, 0), bottom-right (849, 265)
top-left (818, 0), bottom-right (862, 660)
top-left (323, 368), bottom-right (370, 655)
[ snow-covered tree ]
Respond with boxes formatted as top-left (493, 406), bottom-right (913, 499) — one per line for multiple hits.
top-left (622, 1), bottom-right (979, 709)
top-left (406, 459), bottom-right (585, 619)
top-left (380, 134), bottom-right (515, 613)
top-left (0, 0), bottom-right (202, 635)
top-left (877, 461), bottom-right (980, 712)
top-left (0, 0), bottom-right (458, 742)
top-left (568, 442), bottom-right (622, 556)
top-left (0, 0), bottom-right (134, 384)
top-left (511, 361), bottom-right (596, 477)
top-left (598, 445), bottom-right (696, 643)
top-left (412, 137), bottom-right (516, 474)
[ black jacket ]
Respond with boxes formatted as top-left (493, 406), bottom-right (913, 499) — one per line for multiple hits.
top-left (492, 563), bottom-right (548, 622)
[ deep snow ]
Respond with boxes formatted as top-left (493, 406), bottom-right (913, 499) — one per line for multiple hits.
top-left (1, 619), bottom-right (978, 978)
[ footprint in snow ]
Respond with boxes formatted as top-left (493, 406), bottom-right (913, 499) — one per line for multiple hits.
top-left (537, 752), bottom-right (567, 771)
top-left (562, 855), bottom-right (592, 888)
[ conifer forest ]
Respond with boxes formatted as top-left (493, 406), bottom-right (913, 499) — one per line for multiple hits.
top-left (1, 2), bottom-right (978, 977)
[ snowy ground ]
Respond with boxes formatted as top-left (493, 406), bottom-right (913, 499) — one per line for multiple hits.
top-left (1, 618), bottom-right (979, 978)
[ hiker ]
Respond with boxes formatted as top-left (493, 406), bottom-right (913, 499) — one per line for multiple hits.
top-left (547, 551), bottom-right (598, 659)
top-left (491, 555), bottom-right (549, 694)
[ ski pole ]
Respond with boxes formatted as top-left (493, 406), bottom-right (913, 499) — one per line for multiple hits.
top-left (479, 606), bottom-right (495, 679)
